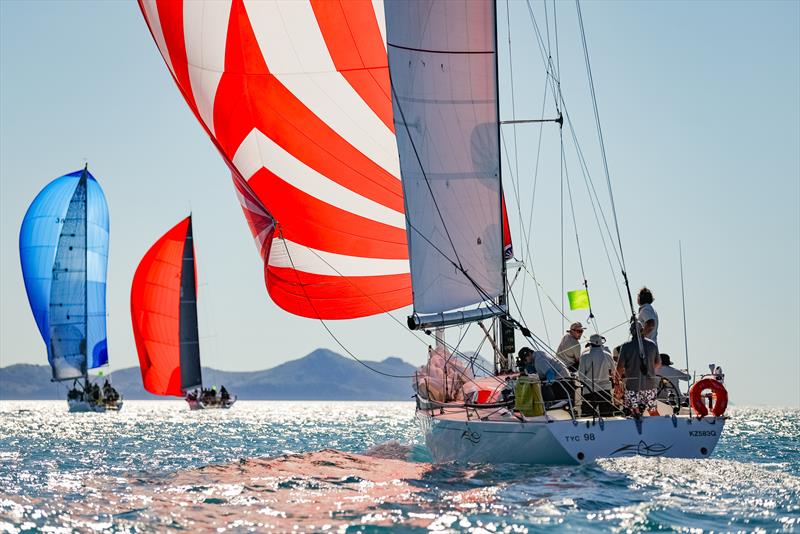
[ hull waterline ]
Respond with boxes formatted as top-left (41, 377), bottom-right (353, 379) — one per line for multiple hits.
top-left (186, 397), bottom-right (237, 410)
top-left (67, 399), bottom-right (123, 413)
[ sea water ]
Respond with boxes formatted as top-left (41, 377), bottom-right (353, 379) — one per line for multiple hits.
top-left (0, 401), bottom-right (797, 532)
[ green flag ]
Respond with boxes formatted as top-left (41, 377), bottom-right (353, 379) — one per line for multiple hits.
top-left (567, 289), bottom-right (590, 310)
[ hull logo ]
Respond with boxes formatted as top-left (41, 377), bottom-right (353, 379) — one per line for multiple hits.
top-left (461, 430), bottom-right (481, 444)
top-left (610, 440), bottom-right (672, 457)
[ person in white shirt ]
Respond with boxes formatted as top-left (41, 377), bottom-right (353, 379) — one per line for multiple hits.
top-left (637, 287), bottom-right (659, 346)
top-left (556, 322), bottom-right (584, 371)
top-left (656, 353), bottom-right (690, 403)
top-left (579, 334), bottom-right (617, 416)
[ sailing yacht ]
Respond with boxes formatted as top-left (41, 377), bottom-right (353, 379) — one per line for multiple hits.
top-left (131, 216), bottom-right (236, 410)
top-left (139, 0), bottom-right (726, 462)
top-left (384, 0), bottom-right (727, 463)
top-left (19, 166), bottom-right (122, 412)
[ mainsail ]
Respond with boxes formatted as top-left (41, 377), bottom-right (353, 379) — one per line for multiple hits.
top-left (139, 0), bottom-right (411, 319)
top-left (131, 217), bottom-right (202, 397)
top-left (19, 168), bottom-right (110, 382)
top-left (385, 0), bottom-right (504, 316)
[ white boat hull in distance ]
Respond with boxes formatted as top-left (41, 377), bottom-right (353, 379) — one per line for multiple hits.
top-left (67, 399), bottom-right (124, 413)
top-left (186, 396), bottom-right (237, 410)
top-left (417, 407), bottom-right (725, 465)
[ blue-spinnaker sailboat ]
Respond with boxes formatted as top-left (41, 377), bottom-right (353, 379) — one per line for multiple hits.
top-left (19, 166), bottom-right (121, 412)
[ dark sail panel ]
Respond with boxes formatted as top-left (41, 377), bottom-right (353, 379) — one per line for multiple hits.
top-left (179, 218), bottom-right (202, 392)
top-left (48, 174), bottom-right (88, 381)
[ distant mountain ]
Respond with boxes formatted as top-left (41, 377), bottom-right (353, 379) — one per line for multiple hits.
top-left (0, 349), bottom-right (417, 401)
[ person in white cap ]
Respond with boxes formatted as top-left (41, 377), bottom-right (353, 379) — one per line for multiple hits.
top-left (579, 334), bottom-right (616, 416)
top-left (556, 322), bottom-right (584, 371)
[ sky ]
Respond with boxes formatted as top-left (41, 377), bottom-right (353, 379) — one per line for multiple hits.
top-left (1, 1), bottom-right (798, 406)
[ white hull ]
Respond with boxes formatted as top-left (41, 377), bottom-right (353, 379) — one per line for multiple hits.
top-left (186, 396), bottom-right (237, 410)
top-left (417, 408), bottom-right (724, 465)
top-left (68, 399), bottom-right (123, 413)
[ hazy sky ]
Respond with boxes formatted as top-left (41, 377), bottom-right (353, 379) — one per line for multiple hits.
top-left (1, 1), bottom-right (798, 406)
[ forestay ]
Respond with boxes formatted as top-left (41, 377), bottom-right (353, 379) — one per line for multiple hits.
top-left (19, 169), bottom-right (110, 381)
top-left (139, 0), bottom-right (411, 319)
top-left (385, 0), bottom-right (504, 315)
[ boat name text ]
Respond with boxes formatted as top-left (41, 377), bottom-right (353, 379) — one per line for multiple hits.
top-left (688, 430), bottom-right (716, 437)
top-left (565, 433), bottom-right (596, 443)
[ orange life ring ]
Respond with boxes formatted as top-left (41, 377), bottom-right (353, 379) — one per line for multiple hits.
top-left (689, 378), bottom-right (728, 417)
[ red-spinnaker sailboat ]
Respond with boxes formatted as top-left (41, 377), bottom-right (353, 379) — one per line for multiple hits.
top-left (131, 216), bottom-right (235, 410)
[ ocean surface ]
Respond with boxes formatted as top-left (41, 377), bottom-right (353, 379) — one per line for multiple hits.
top-left (0, 402), bottom-right (797, 533)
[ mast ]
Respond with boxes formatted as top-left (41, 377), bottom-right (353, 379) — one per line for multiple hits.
top-left (82, 164), bottom-right (89, 390)
top-left (493, 0), bottom-right (514, 373)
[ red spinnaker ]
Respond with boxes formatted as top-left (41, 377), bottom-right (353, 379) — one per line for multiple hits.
top-left (138, 0), bottom-right (411, 319)
top-left (131, 217), bottom-right (192, 397)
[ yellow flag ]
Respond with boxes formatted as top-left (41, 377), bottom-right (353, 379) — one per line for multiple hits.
top-left (567, 289), bottom-right (590, 310)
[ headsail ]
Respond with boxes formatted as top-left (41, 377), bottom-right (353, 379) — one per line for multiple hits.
top-left (19, 168), bottom-right (109, 381)
top-left (131, 217), bottom-right (202, 397)
top-left (385, 0), bottom-right (504, 316)
top-left (139, 0), bottom-right (411, 319)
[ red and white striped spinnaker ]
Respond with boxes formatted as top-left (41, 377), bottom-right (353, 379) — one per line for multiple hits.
top-left (139, 0), bottom-right (411, 319)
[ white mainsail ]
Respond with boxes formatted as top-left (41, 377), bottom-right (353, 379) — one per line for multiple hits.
top-left (386, 0), bottom-right (503, 316)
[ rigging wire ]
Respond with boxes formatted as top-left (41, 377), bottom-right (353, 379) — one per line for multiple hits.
top-left (523, 0), bottom-right (629, 321)
top-left (525, 3), bottom-right (615, 257)
top-left (281, 236), bottom-right (503, 384)
top-left (505, 0), bottom-right (523, 221)
top-left (574, 0), bottom-right (646, 386)
top-left (562, 129), bottom-right (599, 333)
top-left (575, 0), bottom-right (634, 317)
top-left (560, 120), bottom-right (565, 333)
top-left (277, 234), bottom-right (416, 379)
top-left (565, 126), bottom-right (627, 315)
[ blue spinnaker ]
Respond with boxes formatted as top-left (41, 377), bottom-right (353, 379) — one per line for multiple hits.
top-left (19, 168), bottom-right (109, 381)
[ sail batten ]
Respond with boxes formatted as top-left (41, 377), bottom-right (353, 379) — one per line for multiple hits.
top-left (140, 0), bottom-right (412, 319)
top-left (386, 0), bottom-right (503, 316)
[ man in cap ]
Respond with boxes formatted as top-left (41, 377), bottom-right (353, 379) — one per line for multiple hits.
top-left (616, 320), bottom-right (661, 416)
top-left (556, 322), bottom-right (584, 372)
top-left (656, 354), bottom-right (690, 403)
top-left (579, 334), bottom-right (617, 416)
